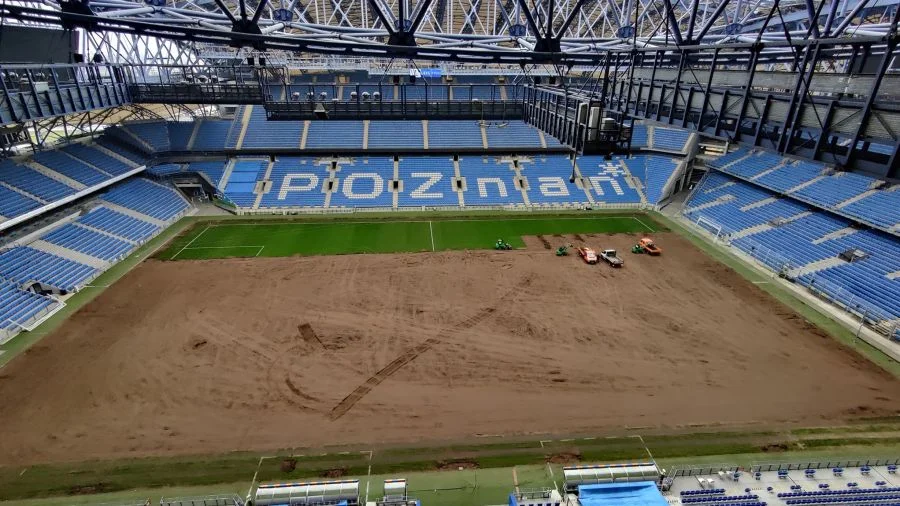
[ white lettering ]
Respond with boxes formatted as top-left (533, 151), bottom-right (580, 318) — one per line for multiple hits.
top-left (410, 172), bottom-right (443, 199)
top-left (341, 172), bottom-right (384, 199)
top-left (537, 176), bottom-right (569, 197)
top-left (278, 173), bottom-right (319, 200)
top-left (476, 177), bottom-right (508, 197)
top-left (588, 176), bottom-right (624, 196)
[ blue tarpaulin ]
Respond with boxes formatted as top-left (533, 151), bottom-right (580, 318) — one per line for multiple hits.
top-left (578, 481), bottom-right (667, 506)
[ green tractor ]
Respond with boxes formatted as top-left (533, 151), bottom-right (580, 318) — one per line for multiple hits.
top-left (494, 238), bottom-right (513, 250)
top-left (556, 244), bottom-right (571, 256)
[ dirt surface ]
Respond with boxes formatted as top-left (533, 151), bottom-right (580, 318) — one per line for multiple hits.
top-left (0, 232), bottom-right (898, 465)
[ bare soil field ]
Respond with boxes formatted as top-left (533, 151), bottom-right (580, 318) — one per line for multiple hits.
top-left (0, 232), bottom-right (897, 465)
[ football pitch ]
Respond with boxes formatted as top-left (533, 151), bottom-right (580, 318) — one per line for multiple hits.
top-left (158, 214), bottom-right (661, 260)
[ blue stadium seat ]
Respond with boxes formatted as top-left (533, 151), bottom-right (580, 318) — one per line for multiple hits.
top-left (0, 279), bottom-right (58, 330)
top-left (0, 246), bottom-right (97, 292)
top-left (61, 144), bottom-right (134, 176)
top-left (428, 121), bottom-right (484, 149)
top-left (223, 159), bottom-right (267, 207)
top-left (101, 178), bottom-right (189, 220)
top-left (397, 156), bottom-right (458, 207)
top-left (77, 206), bottom-right (158, 243)
top-left (485, 121), bottom-right (542, 148)
top-left (458, 156), bottom-right (524, 206)
top-left (369, 121), bottom-right (424, 149)
top-left (577, 156), bottom-right (642, 204)
top-left (32, 150), bottom-right (109, 186)
top-left (258, 157), bottom-right (327, 209)
top-left (0, 159), bottom-right (75, 202)
top-left (305, 121), bottom-right (364, 149)
top-left (0, 184), bottom-right (42, 219)
top-left (519, 155), bottom-right (589, 206)
top-left (330, 157), bottom-right (394, 208)
top-left (43, 224), bottom-right (134, 261)
top-left (121, 121), bottom-right (171, 152)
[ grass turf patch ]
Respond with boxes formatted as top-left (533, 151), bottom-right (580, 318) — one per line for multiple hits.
top-left (158, 215), bottom-right (660, 260)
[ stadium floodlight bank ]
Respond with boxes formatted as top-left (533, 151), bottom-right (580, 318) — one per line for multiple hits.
top-left (563, 462), bottom-right (661, 493)
top-left (251, 479), bottom-right (358, 506)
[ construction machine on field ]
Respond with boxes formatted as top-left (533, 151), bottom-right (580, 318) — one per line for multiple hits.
top-left (631, 237), bottom-right (662, 255)
top-left (494, 238), bottom-right (513, 250)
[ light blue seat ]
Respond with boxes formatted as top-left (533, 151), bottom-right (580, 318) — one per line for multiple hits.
top-left (520, 155), bottom-right (588, 206)
top-left (458, 157), bottom-right (524, 206)
top-left (397, 157), bottom-right (458, 207)
top-left (259, 157), bottom-right (327, 209)
top-left (330, 158), bottom-right (394, 208)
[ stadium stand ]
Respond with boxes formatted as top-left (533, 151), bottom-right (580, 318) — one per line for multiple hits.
top-left (168, 122), bottom-right (196, 151)
top-left (330, 158), bottom-right (394, 208)
top-left (305, 121), bottom-right (364, 149)
top-left (428, 121), bottom-right (485, 148)
top-left (651, 127), bottom-right (691, 152)
top-left (520, 155), bottom-right (590, 207)
top-left (0, 247), bottom-right (98, 292)
top-left (631, 124), bottom-right (648, 148)
top-left (0, 184), bottom-right (42, 219)
top-left (0, 159), bottom-right (76, 202)
top-left (191, 120), bottom-right (231, 150)
top-left (709, 148), bottom-right (900, 233)
top-left (458, 156), bottom-right (524, 206)
top-left (32, 150), bottom-right (109, 186)
top-left (97, 137), bottom-right (149, 165)
top-left (101, 178), bottom-right (190, 221)
top-left (121, 121), bottom-right (171, 152)
top-left (685, 171), bottom-right (900, 325)
top-left (0, 279), bottom-right (59, 333)
top-left (369, 121), bottom-right (424, 149)
top-left (793, 171), bottom-right (875, 207)
top-left (147, 163), bottom-right (183, 177)
top-left (43, 224), bottom-right (134, 262)
top-left (240, 107), bottom-right (304, 149)
top-left (396, 157), bottom-right (458, 207)
top-left (187, 160), bottom-right (228, 188)
top-left (578, 156), bottom-right (643, 204)
top-left (258, 157), bottom-right (327, 209)
top-left (842, 190), bottom-right (900, 230)
top-left (223, 159), bottom-right (267, 207)
top-left (77, 206), bottom-right (159, 243)
top-left (485, 121), bottom-right (542, 148)
top-left (61, 144), bottom-right (135, 176)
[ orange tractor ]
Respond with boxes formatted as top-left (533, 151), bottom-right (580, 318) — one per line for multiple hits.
top-left (632, 237), bottom-right (662, 256)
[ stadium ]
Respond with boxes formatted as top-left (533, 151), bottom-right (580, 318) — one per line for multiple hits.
top-left (0, 0), bottom-right (900, 504)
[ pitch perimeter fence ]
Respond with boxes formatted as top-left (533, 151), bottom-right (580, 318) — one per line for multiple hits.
top-left (686, 211), bottom-right (899, 341)
top-left (750, 458), bottom-right (900, 473)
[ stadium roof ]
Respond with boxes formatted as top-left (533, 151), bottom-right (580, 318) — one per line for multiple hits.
top-left (1, 0), bottom-right (899, 64)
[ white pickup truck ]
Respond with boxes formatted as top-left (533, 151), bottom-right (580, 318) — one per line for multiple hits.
top-left (600, 249), bottom-right (624, 267)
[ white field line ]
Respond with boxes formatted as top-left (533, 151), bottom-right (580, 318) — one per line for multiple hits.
top-left (183, 245), bottom-right (266, 249)
top-left (547, 462), bottom-right (559, 492)
top-left (171, 225), bottom-right (210, 260)
top-left (631, 216), bottom-right (655, 232)
top-left (214, 216), bottom-right (643, 226)
top-left (429, 221), bottom-right (435, 251)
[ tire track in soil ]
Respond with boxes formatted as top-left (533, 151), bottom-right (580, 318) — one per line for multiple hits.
top-left (328, 278), bottom-right (531, 420)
